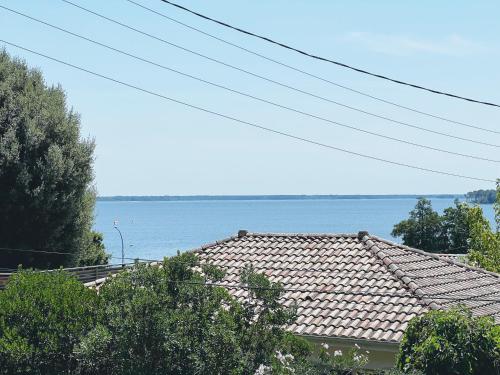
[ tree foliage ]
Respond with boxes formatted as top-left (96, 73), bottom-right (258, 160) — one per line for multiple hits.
top-left (0, 270), bottom-right (99, 374)
top-left (0, 50), bottom-right (108, 268)
top-left (465, 189), bottom-right (497, 204)
top-left (75, 232), bottom-right (109, 267)
top-left (391, 198), bottom-right (469, 253)
top-left (397, 307), bottom-right (500, 375)
top-left (75, 253), bottom-right (312, 375)
top-left (0, 254), bottom-right (398, 374)
top-left (0, 253), bottom-right (424, 374)
top-left (467, 181), bottom-right (500, 272)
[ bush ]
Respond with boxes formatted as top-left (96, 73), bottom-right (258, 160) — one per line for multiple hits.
top-left (0, 255), bottom-right (413, 374)
top-left (397, 307), bottom-right (500, 375)
top-left (0, 269), bottom-right (99, 374)
top-left (76, 254), bottom-right (306, 375)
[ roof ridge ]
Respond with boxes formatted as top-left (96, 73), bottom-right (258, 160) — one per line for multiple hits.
top-left (189, 234), bottom-right (241, 254)
top-left (369, 235), bottom-right (500, 279)
top-left (362, 234), bottom-right (442, 311)
top-left (245, 232), bottom-right (360, 238)
top-left (187, 231), bottom-right (361, 255)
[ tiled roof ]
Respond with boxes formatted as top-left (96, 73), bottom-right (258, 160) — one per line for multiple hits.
top-left (193, 231), bottom-right (500, 344)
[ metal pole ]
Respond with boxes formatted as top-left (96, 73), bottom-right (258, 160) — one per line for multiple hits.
top-left (113, 221), bottom-right (124, 267)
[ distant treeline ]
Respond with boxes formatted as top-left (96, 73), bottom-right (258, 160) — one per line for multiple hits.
top-left (97, 194), bottom-right (462, 202)
top-left (466, 189), bottom-right (497, 204)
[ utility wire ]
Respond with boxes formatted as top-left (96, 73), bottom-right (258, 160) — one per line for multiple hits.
top-left (3, 7), bottom-right (498, 162)
top-left (0, 246), bottom-right (158, 264)
top-left (3, 246), bottom-right (489, 302)
top-left (157, 0), bottom-right (500, 109)
top-left (126, 0), bottom-right (500, 136)
top-left (0, 244), bottom-right (496, 283)
top-left (4, 247), bottom-right (500, 302)
top-left (60, 0), bottom-right (500, 148)
top-left (87, 276), bottom-right (500, 303)
top-left (0, 39), bottom-right (496, 183)
top-left (79, 260), bottom-right (500, 303)
top-left (0, 246), bottom-right (74, 256)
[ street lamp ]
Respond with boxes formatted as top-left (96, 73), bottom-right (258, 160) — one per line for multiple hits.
top-left (113, 220), bottom-right (124, 267)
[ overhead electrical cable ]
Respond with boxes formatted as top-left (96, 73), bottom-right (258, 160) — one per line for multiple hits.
top-left (0, 246), bottom-right (74, 256)
top-left (157, 279), bottom-right (500, 303)
top-left (156, 0), bottom-right (500, 108)
top-left (58, 0), bottom-right (500, 148)
top-left (0, 246), bottom-right (157, 264)
top-left (3, 7), bottom-right (498, 162)
top-left (125, 0), bottom-right (500, 135)
top-left (0, 39), bottom-right (495, 183)
top-left (0, 246), bottom-right (496, 285)
top-left (2, 246), bottom-right (500, 302)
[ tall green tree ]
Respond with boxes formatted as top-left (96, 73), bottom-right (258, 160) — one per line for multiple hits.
top-left (0, 50), bottom-right (108, 268)
top-left (392, 198), bottom-right (471, 254)
top-left (441, 200), bottom-right (470, 253)
top-left (467, 181), bottom-right (500, 272)
top-left (391, 198), bottom-right (447, 252)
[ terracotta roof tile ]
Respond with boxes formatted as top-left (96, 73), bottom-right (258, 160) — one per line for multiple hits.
top-left (193, 232), bottom-right (500, 343)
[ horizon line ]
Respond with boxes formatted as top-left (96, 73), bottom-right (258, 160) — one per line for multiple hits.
top-left (97, 193), bottom-right (467, 201)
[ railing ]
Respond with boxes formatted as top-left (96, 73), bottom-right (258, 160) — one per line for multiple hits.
top-left (0, 263), bottom-right (136, 289)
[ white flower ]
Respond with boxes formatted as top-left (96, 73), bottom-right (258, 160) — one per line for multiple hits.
top-left (254, 364), bottom-right (270, 375)
top-left (365, 350), bottom-right (370, 354)
top-left (334, 350), bottom-right (342, 357)
top-left (276, 350), bottom-right (286, 364)
top-left (321, 343), bottom-right (329, 350)
top-left (354, 343), bottom-right (360, 349)
top-left (353, 354), bottom-right (368, 364)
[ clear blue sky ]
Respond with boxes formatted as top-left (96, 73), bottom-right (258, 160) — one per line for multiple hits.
top-left (1, 0), bottom-right (499, 195)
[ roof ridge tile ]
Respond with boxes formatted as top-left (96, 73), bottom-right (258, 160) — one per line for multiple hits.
top-left (369, 235), bottom-right (500, 279)
top-left (246, 232), bottom-right (360, 238)
top-left (362, 234), bottom-right (442, 311)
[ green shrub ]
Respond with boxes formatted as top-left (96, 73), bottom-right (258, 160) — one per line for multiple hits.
top-left (397, 307), bottom-right (500, 375)
top-left (76, 254), bottom-right (306, 375)
top-left (0, 269), bottom-right (99, 374)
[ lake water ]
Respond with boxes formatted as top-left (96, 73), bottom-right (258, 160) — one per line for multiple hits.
top-left (94, 198), bottom-right (496, 264)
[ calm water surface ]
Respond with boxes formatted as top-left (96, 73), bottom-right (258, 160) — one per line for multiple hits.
top-left (94, 198), bottom-right (495, 264)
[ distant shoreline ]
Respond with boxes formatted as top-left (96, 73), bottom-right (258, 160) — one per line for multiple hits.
top-left (97, 194), bottom-right (464, 202)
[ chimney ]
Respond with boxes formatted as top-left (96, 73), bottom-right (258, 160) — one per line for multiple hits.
top-left (357, 231), bottom-right (369, 240)
top-left (238, 229), bottom-right (248, 238)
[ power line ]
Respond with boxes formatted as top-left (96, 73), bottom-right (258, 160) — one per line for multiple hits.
top-left (60, 0), bottom-right (500, 148)
top-left (80, 260), bottom-right (500, 303)
top-left (89, 276), bottom-right (500, 304)
top-left (126, 0), bottom-right (500, 136)
top-left (0, 245), bottom-right (490, 283)
top-left (157, 0), bottom-right (500, 109)
top-left (4, 7), bottom-right (498, 163)
top-left (0, 246), bottom-right (159, 264)
top-left (0, 246), bottom-right (74, 256)
top-left (3, 246), bottom-right (500, 302)
top-left (0, 39), bottom-right (496, 183)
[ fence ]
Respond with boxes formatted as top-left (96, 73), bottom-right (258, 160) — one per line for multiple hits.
top-left (0, 263), bottom-right (135, 289)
